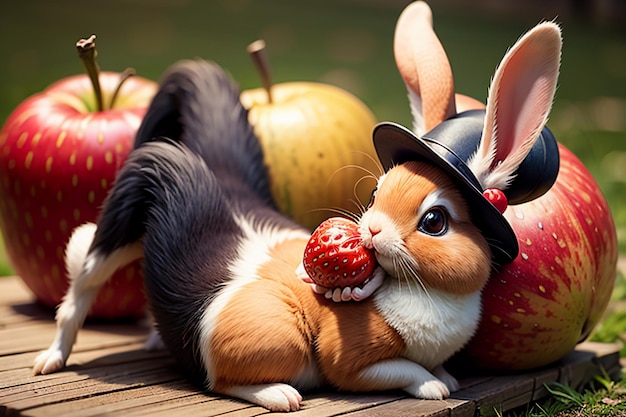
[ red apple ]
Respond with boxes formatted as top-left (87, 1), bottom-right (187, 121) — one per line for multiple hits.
top-left (461, 144), bottom-right (618, 370)
top-left (0, 35), bottom-right (157, 318)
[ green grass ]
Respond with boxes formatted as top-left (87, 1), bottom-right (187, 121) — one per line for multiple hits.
top-left (493, 374), bottom-right (626, 417)
top-left (591, 266), bottom-right (626, 355)
top-left (0, 239), bottom-right (11, 276)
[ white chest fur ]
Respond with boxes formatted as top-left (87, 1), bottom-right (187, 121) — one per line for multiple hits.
top-left (373, 280), bottom-right (482, 370)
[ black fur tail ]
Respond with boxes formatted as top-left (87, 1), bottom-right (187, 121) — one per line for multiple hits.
top-left (92, 139), bottom-right (241, 384)
top-left (91, 60), bottom-right (272, 253)
top-left (84, 61), bottom-right (294, 385)
top-left (134, 59), bottom-right (275, 207)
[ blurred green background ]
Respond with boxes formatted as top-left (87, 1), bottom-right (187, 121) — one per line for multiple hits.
top-left (0, 0), bottom-right (624, 275)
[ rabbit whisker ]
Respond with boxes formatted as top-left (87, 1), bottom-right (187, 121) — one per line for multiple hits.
top-left (346, 198), bottom-right (367, 217)
top-left (348, 150), bottom-right (385, 177)
top-left (328, 164), bottom-right (378, 191)
top-left (306, 207), bottom-right (361, 223)
top-left (351, 174), bottom-right (378, 210)
top-left (391, 249), bottom-right (434, 306)
top-left (483, 237), bottom-right (510, 269)
top-left (332, 163), bottom-right (380, 182)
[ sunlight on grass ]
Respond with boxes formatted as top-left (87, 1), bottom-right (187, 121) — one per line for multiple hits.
top-left (494, 374), bottom-right (626, 417)
top-left (0, 237), bottom-right (13, 276)
top-left (591, 265), bottom-right (626, 355)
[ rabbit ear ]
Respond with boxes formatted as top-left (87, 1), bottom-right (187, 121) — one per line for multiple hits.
top-left (394, 1), bottom-right (456, 136)
top-left (467, 22), bottom-right (562, 191)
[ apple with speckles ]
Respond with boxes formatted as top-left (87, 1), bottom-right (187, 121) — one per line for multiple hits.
top-left (241, 40), bottom-right (379, 230)
top-left (460, 144), bottom-right (618, 370)
top-left (0, 35), bottom-right (157, 318)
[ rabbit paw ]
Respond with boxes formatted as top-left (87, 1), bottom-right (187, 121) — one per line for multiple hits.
top-left (406, 378), bottom-right (450, 400)
top-left (349, 267), bottom-right (385, 301)
top-left (295, 261), bottom-right (310, 283)
top-left (297, 263), bottom-right (385, 303)
top-left (297, 262), bottom-right (334, 296)
top-left (323, 266), bottom-right (385, 302)
top-left (33, 347), bottom-right (66, 375)
top-left (144, 326), bottom-right (166, 351)
top-left (225, 383), bottom-right (303, 412)
top-left (433, 365), bottom-right (460, 392)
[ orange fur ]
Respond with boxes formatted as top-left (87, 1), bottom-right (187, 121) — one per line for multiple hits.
top-left (314, 301), bottom-right (405, 391)
top-left (374, 161), bottom-right (491, 294)
top-left (209, 237), bottom-right (405, 393)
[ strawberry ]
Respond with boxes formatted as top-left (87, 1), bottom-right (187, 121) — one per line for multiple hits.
top-left (303, 217), bottom-right (376, 288)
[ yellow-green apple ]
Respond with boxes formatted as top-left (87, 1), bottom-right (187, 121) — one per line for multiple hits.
top-left (0, 35), bottom-right (157, 318)
top-left (240, 40), bottom-right (379, 230)
top-left (461, 144), bottom-right (618, 370)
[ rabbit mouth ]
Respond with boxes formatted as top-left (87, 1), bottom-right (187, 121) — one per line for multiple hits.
top-left (358, 218), bottom-right (416, 283)
top-left (374, 252), bottom-right (395, 275)
top-left (372, 245), bottom-right (422, 285)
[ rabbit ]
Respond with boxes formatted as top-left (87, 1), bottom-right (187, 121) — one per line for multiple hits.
top-left (303, 1), bottom-right (562, 301)
top-left (32, 58), bottom-right (480, 411)
top-left (32, 1), bottom-right (562, 412)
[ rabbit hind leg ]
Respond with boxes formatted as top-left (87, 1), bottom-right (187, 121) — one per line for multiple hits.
top-left (33, 225), bottom-right (142, 375)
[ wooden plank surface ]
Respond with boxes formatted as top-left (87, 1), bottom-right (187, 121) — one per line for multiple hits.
top-left (0, 276), bottom-right (621, 417)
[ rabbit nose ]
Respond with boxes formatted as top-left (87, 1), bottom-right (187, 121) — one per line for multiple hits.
top-left (369, 225), bottom-right (381, 237)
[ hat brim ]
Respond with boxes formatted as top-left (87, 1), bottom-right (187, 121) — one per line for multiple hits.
top-left (373, 121), bottom-right (518, 264)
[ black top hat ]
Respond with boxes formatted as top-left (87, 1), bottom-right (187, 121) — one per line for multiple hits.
top-left (373, 109), bottom-right (559, 265)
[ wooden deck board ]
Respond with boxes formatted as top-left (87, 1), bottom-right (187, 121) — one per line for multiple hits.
top-left (0, 276), bottom-right (621, 417)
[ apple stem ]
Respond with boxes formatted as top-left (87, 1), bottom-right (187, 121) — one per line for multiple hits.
top-left (76, 35), bottom-right (104, 112)
top-left (247, 40), bottom-right (273, 104)
top-left (109, 67), bottom-right (136, 109)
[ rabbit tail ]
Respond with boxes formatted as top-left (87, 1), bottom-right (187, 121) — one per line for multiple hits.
top-left (134, 59), bottom-right (275, 207)
top-left (81, 61), bottom-right (292, 384)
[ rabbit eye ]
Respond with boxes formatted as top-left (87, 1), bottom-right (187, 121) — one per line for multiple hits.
top-left (367, 187), bottom-right (378, 208)
top-left (418, 207), bottom-right (448, 236)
